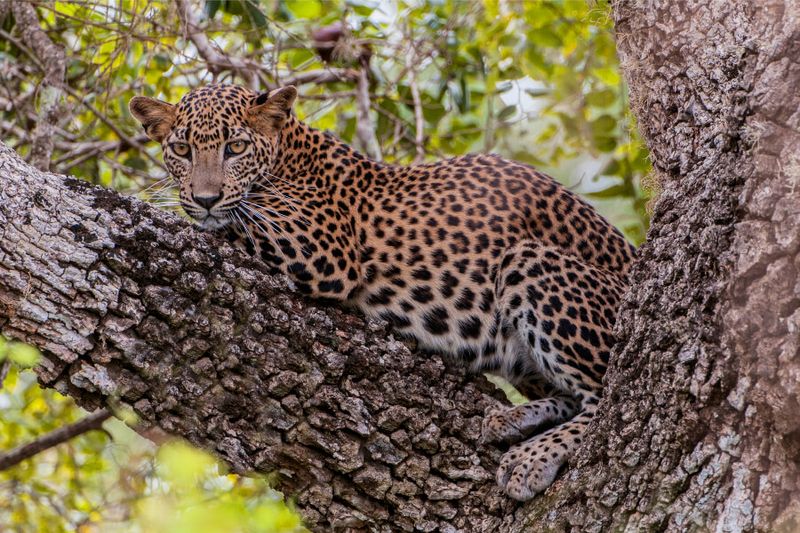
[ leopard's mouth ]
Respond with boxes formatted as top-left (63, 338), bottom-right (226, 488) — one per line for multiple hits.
top-left (196, 213), bottom-right (230, 230)
top-left (180, 201), bottom-right (233, 231)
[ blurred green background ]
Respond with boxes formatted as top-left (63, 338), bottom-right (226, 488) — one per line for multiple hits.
top-left (0, 0), bottom-right (650, 531)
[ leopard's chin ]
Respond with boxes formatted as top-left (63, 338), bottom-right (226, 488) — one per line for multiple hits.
top-left (196, 215), bottom-right (230, 230)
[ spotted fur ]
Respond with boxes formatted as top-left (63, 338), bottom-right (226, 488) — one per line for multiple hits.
top-left (130, 84), bottom-right (635, 501)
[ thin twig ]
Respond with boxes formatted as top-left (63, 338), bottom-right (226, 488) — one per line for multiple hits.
top-left (282, 68), bottom-right (360, 87)
top-left (0, 359), bottom-right (10, 390)
top-left (52, 135), bottom-right (149, 168)
top-left (60, 84), bottom-right (166, 171)
top-left (0, 409), bottom-right (112, 471)
top-left (0, 23), bottom-right (164, 172)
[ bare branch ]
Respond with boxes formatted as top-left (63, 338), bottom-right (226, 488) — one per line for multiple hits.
top-left (0, 359), bottom-right (9, 390)
top-left (405, 43), bottom-right (426, 164)
top-left (0, 25), bottom-right (164, 173)
top-left (354, 62), bottom-right (382, 161)
top-left (0, 409), bottom-right (112, 471)
top-left (9, 1), bottom-right (66, 171)
top-left (52, 135), bottom-right (150, 171)
top-left (282, 68), bottom-right (360, 87)
top-left (175, 0), bottom-right (258, 90)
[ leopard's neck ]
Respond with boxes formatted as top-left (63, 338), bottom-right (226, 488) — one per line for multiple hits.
top-left (255, 115), bottom-right (394, 301)
top-left (269, 115), bottom-right (390, 200)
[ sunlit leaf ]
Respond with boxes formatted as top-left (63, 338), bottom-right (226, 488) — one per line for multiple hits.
top-left (157, 441), bottom-right (217, 487)
top-left (7, 343), bottom-right (40, 367)
top-left (585, 89), bottom-right (617, 108)
top-left (285, 0), bottom-right (321, 19)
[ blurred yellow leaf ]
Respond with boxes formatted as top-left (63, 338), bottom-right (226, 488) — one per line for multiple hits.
top-left (7, 343), bottom-right (40, 367)
top-left (156, 440), bottom-right (217, 487)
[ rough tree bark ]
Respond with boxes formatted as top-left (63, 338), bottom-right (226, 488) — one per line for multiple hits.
top-left (1, 1), bottom-right (798, 532)
top-left (514, 1), bottom-right (800, 531)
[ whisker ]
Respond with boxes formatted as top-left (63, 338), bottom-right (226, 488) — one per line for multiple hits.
top-left (139, 176), bottom-right (173, 195)
top-left (236, 206), bottom-right (297, 265)
top-left (238, 203), bottom-right (312, 259)
top-left (232, 210), bottom-right (257, 254)
top-left (240, 199), bottom-right (304, 224)
top-left (244, 190), bottom-right (305, 219)
top-left (249, 171), bottom-right (309, 215)
top-left (238, 203), bottom-right (283, 234)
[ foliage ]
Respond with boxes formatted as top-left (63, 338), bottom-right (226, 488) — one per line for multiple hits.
top-left (0, 337), bottom-right (41, 368)
top-left (0, 364), bottom-right (303, 532)
top-left (0, 0), bottom-right (650, 241)
top-left (0, 0), bottom-right (652, 531)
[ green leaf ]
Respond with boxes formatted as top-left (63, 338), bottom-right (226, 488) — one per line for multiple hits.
top-left (7, 343), bottom-right (40, 367)
top-left (153, 53), bottom-right (171, 72)
top-left (242, 0), bottom-right (268, 28)
top-left (157, 441), bottom-right (217, 487)
top-left (497, 104), bottom-right (517, 121)
top-left (285, 0), bottom-right (321, 19)
top-left (585, 89), bottom-right (616, 108)
top-left (591, 114), bottom-right (617, 135)
top-left (123, 155), bottom-right (148, 171)
top-left (592, 65), bottom-right (621, 85)
top-left (286, 48), bottom-right (314, 68)
top-left (594, 136), bottom-right (618, 152)
top-left (205, 0), bottom-right (222, 18)
top-left (528, 27), bottom-right (562, 48)
top-left (586, 184), bottom-right (631, 199)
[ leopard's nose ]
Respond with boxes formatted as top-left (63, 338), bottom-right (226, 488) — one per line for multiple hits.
top-left (193, 193), bottom-right (222, 210)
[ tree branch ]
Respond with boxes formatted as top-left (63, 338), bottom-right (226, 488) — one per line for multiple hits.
top-left (10, 1), bottom-right (66, 171)
top-left (354, 62), bottom-right (382, 161)
top-left (0, 359), bottom-right (9, 390)
top-left (0, 141), bottom-right (522, 531)
top-left (175, 0), bottom-right (258, 89)
top-left (405, 43), bottom-right (426, 164)
top-left (0, 408), bottom-right (112, 471)
top-left (281, 68), bottom-right (360, 87)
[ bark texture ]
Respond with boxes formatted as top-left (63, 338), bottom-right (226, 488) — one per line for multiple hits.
top-left (515, 1), bottom-right (800, 531)
top-left (0, 143), bottom-right (521, 531)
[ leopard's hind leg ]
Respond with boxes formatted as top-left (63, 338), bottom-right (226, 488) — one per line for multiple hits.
top-left (483, 241), bottom-right (625, 501)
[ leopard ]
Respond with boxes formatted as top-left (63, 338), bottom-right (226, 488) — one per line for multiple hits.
top-left (129, 83), bottom-right (635, 501)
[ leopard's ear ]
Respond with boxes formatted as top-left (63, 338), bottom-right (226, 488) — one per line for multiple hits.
top-left (129, 96), bottom-right (176, 142)
top-left (247, 86), bottom-right (297, 135)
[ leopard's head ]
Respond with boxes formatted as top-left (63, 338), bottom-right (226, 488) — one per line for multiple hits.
top-left (129, 84), bottom-right (296, 229)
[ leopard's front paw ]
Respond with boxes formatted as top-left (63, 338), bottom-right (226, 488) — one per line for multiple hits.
top-left (495, 439), bottom-right (563, 501)
top-left (482, 398), bottom-right (575, 444)
top-left (481, 406), bottom-right (530, 444)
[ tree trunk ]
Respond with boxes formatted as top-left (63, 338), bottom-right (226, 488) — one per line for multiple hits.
top-left (1, 1), bottom-right (798, 531)
top-left (514, 1), bottom-right (800, 531)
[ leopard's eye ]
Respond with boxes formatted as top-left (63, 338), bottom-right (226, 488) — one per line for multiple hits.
top-left (225, 140), bottom-right (248, 157)
top-left (171, 142), bottom-right (191, 158)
